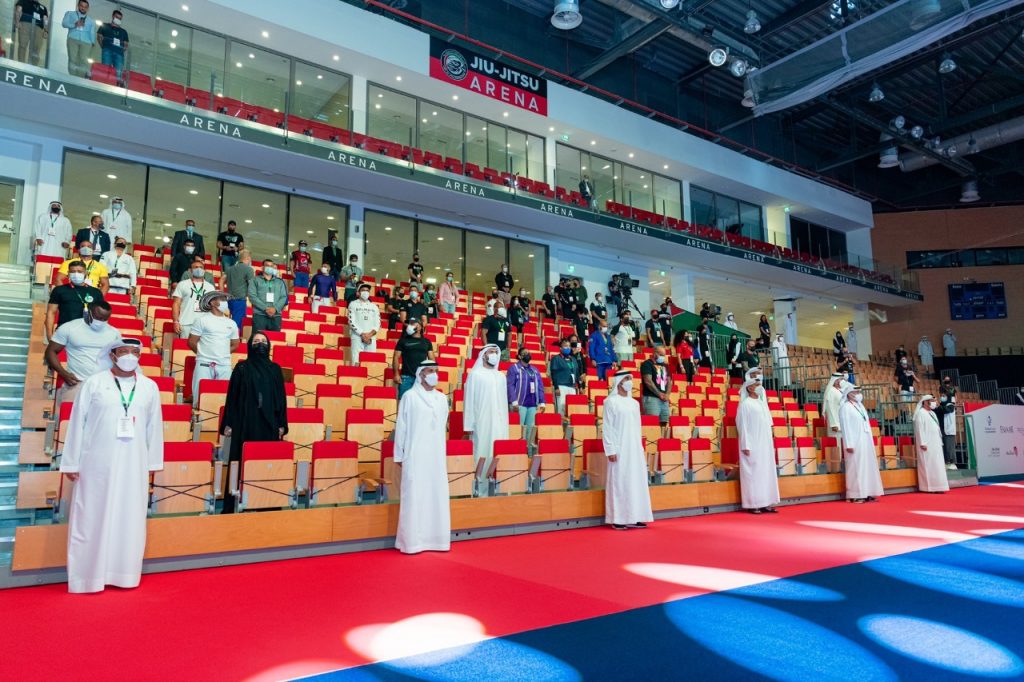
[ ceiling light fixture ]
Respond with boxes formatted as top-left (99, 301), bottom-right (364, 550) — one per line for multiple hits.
top-left (660, 0), bottom-right (681, 8)
top-left (744, 9), bottom-right (761, 34)
top-left (910, 125), bottom-right (924, 139)
top-left (877, 133), bottom-right (899, 168)
top-left (960, 179), bottom-right (980, 203)
top-left (741, 89), bottom-right (755, 108)
top-left (708, 47), bottom-right (729, 67)
top-left (890, 115), bottom-right (906, 131)
top-left (938, 54), bottom-right (957, 74)
top-left (868, 83), bottom-right (884, 103)
top-left (551, 0), bottom-right (583, 30)
top-left (729, 59), bottom-right (749, 77)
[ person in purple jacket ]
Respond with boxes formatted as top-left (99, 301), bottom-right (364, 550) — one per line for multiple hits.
top-left (507, 346), bottom-right (546, 449)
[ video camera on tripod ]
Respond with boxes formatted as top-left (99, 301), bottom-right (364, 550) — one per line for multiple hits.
top-left (612, 272), bottom-right (640, 301)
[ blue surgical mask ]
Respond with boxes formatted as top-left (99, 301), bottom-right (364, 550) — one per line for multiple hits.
top-left (561, 347), bottom-right (571, 355)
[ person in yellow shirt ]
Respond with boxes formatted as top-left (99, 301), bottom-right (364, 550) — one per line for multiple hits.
top-left (58, 240), bottom-right (109, 293)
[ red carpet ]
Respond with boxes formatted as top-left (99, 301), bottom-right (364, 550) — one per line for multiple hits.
top-left (0, 485), bottom-right (1021, 682)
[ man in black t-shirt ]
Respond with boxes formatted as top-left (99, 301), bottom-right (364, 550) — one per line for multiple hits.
top-left (407, 253), bottom-right (424, 287)
top-left (215, 221), bottom-right (245, 269)
top-left (386, 287), bottom-right (406, 330)
top-left (481, 308), bottom-right (512, 360)
top-left (640, 345), bottom-right (671, 427)
top-left (45, 261), bottom-right (106, 339)
top-left (404, 288), bottom-right (428, 327)
top-left (645, 311), bottom-right (665, 347)
top-left (394, 319), bottom-right (435, 401)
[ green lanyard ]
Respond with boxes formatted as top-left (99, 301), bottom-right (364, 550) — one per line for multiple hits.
top-left (191, 283), bottom-right (205, 300)
top-left (113, 376), bottom-right (136, 417)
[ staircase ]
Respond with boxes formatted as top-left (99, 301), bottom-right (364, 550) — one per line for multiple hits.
top-left (0, 265), bottom-right (35, 566)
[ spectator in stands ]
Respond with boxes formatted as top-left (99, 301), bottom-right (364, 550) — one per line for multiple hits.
top-left (170, 219), bottom-right (205, 260)
top-left (738, 339), bottom-right (760, 374)
top-left (606, 278), bottom-right (622, 316)
top-left (59, 337), bottom-right (163, 593)
top-left (737, 377), bottom-right (779, 514)
top-left (247, 259), bottom-right (289, 333)
top-left (97, 8), bottom-right (128, 80)
top-left (308, 263), bottom-right (338, 314)
top-left (696, 323), bottom-right (713, 369)
top-left (589, 292), bottom-right (608, 328)
top-left (46, 301), bottom-right (121, 406)
top-left (188, 291), bottom-right (239, 405)
top-left (640, 345), bottom-right (671, 429)
top-left (59, 240), bottom-right (109, 293)
top-left (942, 328), bottom-right (957, 357)
top-left (495, 264), bottom-right (514, 307)
top-left (894, 344), bottom-right (908, 365)
top-left (723, 312), bottom-right (738, 331)
top-left (658, 300), bottom-right (673, 342)
top-left (559, 278), bottom-right (578, 320)
top-left (833, 330), bottom-right (846, 360)
top-left (572, 304), bottom-right (589, 341)
top-left (100, 196), bottom-right (133, 245)
top-left (340, 253), bottom-right (362, 282)
top-left (772, 334), bottom-right (791, 387)
top-left (439, 272), bottom-right (459, 314)
top-left (386, 286), bottom-right (406, 331)
top-left (322, 235), bottom-right (343, 281)
top-left (14, 0), bottom-right (49, 66)
top-left (179, 255), bottom-right (215, 285)
top-left (574, 278), bottom-right (588, 304)
top-left (481, 305), bottom-right (511, 362)
top-left (343, 271), bottom-right (360, 304)
top-left (588, 322), bottom-right (617, 381)
top-left (673, 330), bottom-right (696, 382)
top-left (222, 249), bottom-right (253, 331)
top-left (514, 286), bottom-right (531, 314)
top-left (423, 283), bottom-right (438, 321)
top-left (542, 284), bottom-right (557, 322)
top-left (464, 344), bottom-right (509, 496)
top-left (290, 240), bottom-right (313, 289)
top-left (62, 0), bottom-right (97, 77)
top-left (918, 335), bottom-right (935, 374)
top-left (34, 200), bottom-right (72, 259)
top-left (822, 373), bottom-right (847, 437)
top-left (603, 370), bottom-right (653, 530)
top-left (508, 295), bottom-right (528, 334)
top-left (45, 261), bottom-right (105, 339)
top-left (783, 312), bottom-right (797, 345)
top-left (394, 318), bottom-right (434, 401)
top-left (221, 331), bottom-right (288, 514)
top-left (757, 314), bottom-right (771, 349)
top-left (611, 311), bottom-right (637, 362)
top-left (645, 309), bottom-right (665, 347)
top-left (913, 394), bottom-right (949, 493)
top-left (172, 259), bottom-right (215, 339)
top-left (100, 238), bottom-right (136, 295)
top-left (570, 336), bottom-right (587, 395)
top-left (405, 288), bottom-right (428, 328)
top-left (348, 283), bottom-right (380, 365)
top-left (215, 220), bottom-right (244, 269)
top-left (393, 360), bottom-right (450, 554)
top-left (837, 351), bottom-right (856, 384)
top-left (579, 174), bottom-right (595, 209)
top-left (74, 214), bottom-right (111, 256)
top-left (168, 239), bottom-right (196, 285)
top-left (699, 302), bottom-right (713, 323)
top-left (507, 346), bottom-right (545, 448)
top-left (846, 322), bottom-right (858, 358)
top-left (407, 253), bottom-right (424, 288)
top-left (895, 356), bottom-right (916, 406)
top-left (937, 376), bottom-right (958, 470)
top-left (838, 384), bottom-right (883, 503)
top-left (550, 338), bottom-right (578, 416)
top-left (726, 334), bottom-right (744, 380)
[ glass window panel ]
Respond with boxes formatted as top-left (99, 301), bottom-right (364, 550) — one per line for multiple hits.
top-left (622, 165), bottom-right (653, 211)
top-left (367, 84), bottom-right (415, 146)
top-left (220, 182), bottom-right (287, 263)
top-left (653, 175), bottom-right (681, 219)
top-left (508, 240), bottom-right (546, 300)
top-left (226, 42), bottom-right (289, 111)
top-left (188, 28), bottom-right (225, 91)
top-left (154, 19), bottom-right (190, 88)
top-left (293, 62), bottom-right (351, 130)
top-left (418, 102), bottom-right (463, 160)
top-left (364, 211), bottom-right (414, 281)
top-left (690, 187), bottom-right (715, 226)
top-left (527, 134), bottom-right (545, 182)
top-left (115, 6), bottom-right (157, 79)
top-left (60, 151), bottom-right (147, 242)
top-left (555, 143), bottom-right (581, 193)
top-left (717, 197), bottom-right (740, 232)
top-left (143, 167), bottom-right (221, 251)
top-left (589, 155), bottom-right (616, 209)
top-left (486, 122), bottom-right (507, 172)
top-left (739, 201), bottom-right (763, 240)
top-left (288, 196), bottom-right (348, 266)
top-left (415, 221), bottom-right (464, 287)
top-left (465, 116), bottom-right (488, 168)
top-left (506, 129), bottom-right (527, 178)
top-left (465, 232), bottom-right (506, 296)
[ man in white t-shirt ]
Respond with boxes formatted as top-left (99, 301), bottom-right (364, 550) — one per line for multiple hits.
top-left (188, 291), bottom-right (240, 405)
top-left (45, 301), bottom-right (123, 406)
top-left (172, 262), bottom-right (216, 339)
top-left (348, 283), bottom-right (381, 365)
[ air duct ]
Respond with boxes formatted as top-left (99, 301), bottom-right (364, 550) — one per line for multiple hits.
top-left (551, 0), bottom-right (583, 30)
top-left (899, 115), bottom-right (1024, 171)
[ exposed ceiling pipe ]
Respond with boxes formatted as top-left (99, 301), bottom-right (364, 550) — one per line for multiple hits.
top-left (899, 115), bottom-right (1024, 172)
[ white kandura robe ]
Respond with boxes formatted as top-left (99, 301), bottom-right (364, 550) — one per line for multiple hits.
top-left (100, 205), bottom-right (134, 245)
top-left (59, 370), bottom-right (164, 593)
top-left (463, 367), bottom-right (509, 495)
top-left (33, 210), bottom-right (73, 258)
top-left (914, 408), bottom-right (949, 492)
top-left (737, 395), bottom-right (780, 509)
top-left (394, 382), bottom-right (451, 553)
top-left (838, 399), bottom-right (884, 500)
top-left (772, 339), bottom-right (791, 387)
top-left (822, 384), bottom-right (843, 436)
top-left (602, 394), bottom-right (653, 525)
top-left (917, 339), bottom-right (935, 367)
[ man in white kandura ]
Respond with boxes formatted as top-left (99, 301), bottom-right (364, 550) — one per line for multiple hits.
top-left (394, 361), bottom-right (451, 554)
top-left (463, 344), bottom-right (508, 496)
top-left (913, 394), bottom-right (949, 494)
top-left (771, 333), bottom-right (790, 387)
top-left (59, 338), bottom-right (164, 593)
top-left (745, 366), bottom-right (769, 407)
top-left (736, 377), bottom-right (780, 514)
top-left (838, 384), bottom-right (883, 503)
top-left (822, 373), bottom-right (848, 437)
top-left (602, 370), bottom-right (653, 530)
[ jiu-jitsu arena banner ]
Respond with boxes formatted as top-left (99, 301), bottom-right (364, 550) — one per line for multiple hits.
top-left (965, 404), bottom-right (1024, 478)
top-left (429, 37), bottom-right (548, 115)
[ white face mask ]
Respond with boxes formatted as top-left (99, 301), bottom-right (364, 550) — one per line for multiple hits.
top-left (321, 267), bottom-right (330, 275)
top-left (929, 401), bottom-right (938, 409)
top-left (90, 319), bottom-right (108, 331)
top-left (853, 394), bottom-right (864, 403)
top-left (423, 372), bottom-right (439, 388)
top-left (621, 380), bottom-right (633, 393)
top-left (485, 353), bottom-right (499, 367)
top-left (406, 324), bottom-right (417, 336)
top-left (115, 354), bottom-right (140, 372)
top-left (217, 300), bottom-right (229, 314)
top-left (79, 247), bottom-right (93, 257)
top-left (655, 355), bottom-right (666, 364)
top-left (69, 272), bottom-right (86, 285)
top-left (184, 247), bottom-right (195, 255)
top-left (192, 268), bottom-right (205, 278)
top-left (112, 17), bottom-right (122, 26)
top-left (497, 308), bottom-right (507, 318)
top-left (264, 267), bottom-right (277, 278)
top-left (502, 267), bottom-right (508, 273)
top-left (359, 290), bottom-right (370, 301)
top-left (410, 291), bottom-right (419, 300)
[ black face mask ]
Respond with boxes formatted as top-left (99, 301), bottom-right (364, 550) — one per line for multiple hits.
top-left (520, 354), bottom-right (532, 363)
top-left (249, 343), bottom-right (270, 358)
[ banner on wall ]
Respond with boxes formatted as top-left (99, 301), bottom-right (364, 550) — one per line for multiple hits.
top-left (429, 38), bottom-right (548, 115)
top-left (964, 404), bottom-right (1024, 478)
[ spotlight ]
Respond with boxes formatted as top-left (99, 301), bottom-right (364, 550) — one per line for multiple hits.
top-left (741, 89), bottom-right (755, 108)
top-left (910, 0), bottom-right (942, 31)
top-left (938, 54), bottom-right (957, 74)
top-left (744, 9), bottom-right (761, 34)
top-left (910, 125), bottom-right (924, 139)
top-left (868, 83), bottom-right (884, 103)
top-left (945, 144), bottom-right (958, 157)
top-left (960, 179), bottom-right (980, 203)
top-left (660, 0), bottom-right (681, 8)
top-left (708, 47), bottom-right (728, 67)
top-left (890, 115), bottom-right (906, 131)
top-left (551, 0), bottom-right (582, 30)
top-left (729, 59), bottom-right (749, 77)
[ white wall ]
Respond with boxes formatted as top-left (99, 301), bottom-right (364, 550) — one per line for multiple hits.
top-left (0, 127), bottom-right (65, 266)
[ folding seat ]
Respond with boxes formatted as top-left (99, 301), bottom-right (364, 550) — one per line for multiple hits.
top-left (693, 415), bottom-right (716, 442)
top-left (33, 254), bottom-right (63, 286)
top-left (796, 436), bottom-right (819, 474)
top-left (195, 379), bottom-right (229, 434)
top-left (155, 79), bottom-right (187, 104)
top-left (533, 439), bottom-right (572, 492)
top-left (358, 351), bottom-right (389, 386)
top-left (772, 417), bottom-right (790, 439)
top-left (668, 415), bottom-right (691, 442)
top-left (162, 403), bottom-right (195, 443)
top-left (870, 419), bottom-right (881, 441)
top-left (812, 417), bottom-right (827, 440)
top-left (489, 439), bottom-right (530, 495)
top-left (821, 436), bottom-right (842, 473)
top-left (564, 393), bottom-right (590, 419)
top-left (15, 469), bottom-right (64, 510)
top-left (363, 385), bottom-right (398, 433)
top-left (687, 437), bottom-right (715, 482)
top-left (291, 363), bottom-right (330, 405)
top-left (654, 438), bottom-right (685, 485)
top-left (152, 375), bottom-right (176, 404)
top-left (898, 436), bottom-right (917, 468)
top-left (111, 316), bottom-right (145, 336)
top-left (774, 437), bottom-right (797, 476)
top-left (346, 409), bottom-right (386, 479)
top-left (723, 415), bottom-right (737, 439)
top-left (567, 413), bottom-right (598, 463)
top-left (423, 150), bottom-right (444, 167)
top-left (678, 397), bottom-right (700, 421)
top-left (230, 441), bottom-right (298, 511)
top-left (482, 167), bottom-right (502, 184)
top-left (506, 412), bottom-right (523, 441)
top-left (185, 87), bottom-right (214, 110)
top-left (138, 352), bottom-right (163, 379)
top-left (582, 439), bottom-right (607, 489)
top-left (169, 338), bottom-right (194, 382)
top-left (309, 121), bottom-right (342, 143)
top-left (719, 437), bottom-right (739, 476)
top-left (879, 436), bottom-right (898, 470)
top-left (253, 106), bottom-right (285, 128)
top-left (309, 440), bottom-right (359, 506)
top-left (701, 398), bottom-right (721, 420)
top-left (533, 412), bottom-right (564, 441)
top-left (283, 407), bottom-right (326, 462)
top-left (89, 63), bottom-right (119, 86)
top-left (640, 414), bottom-right (662, 461)
top-left (790, 417), bottom-right (809, 439)
top-left (446, 440), bottom-right (476, 498)
top-left (150, 441), bottom-right (215, 515)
